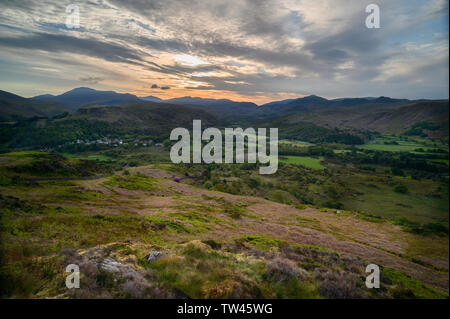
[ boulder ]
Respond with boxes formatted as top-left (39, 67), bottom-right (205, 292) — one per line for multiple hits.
top-left (147, 251), bottom-right (167, 263)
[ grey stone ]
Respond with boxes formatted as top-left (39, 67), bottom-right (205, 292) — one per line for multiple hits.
top-left (147, 251), bottom-right (167, 263)
top-left (99, 258), bottom-right (122, 273)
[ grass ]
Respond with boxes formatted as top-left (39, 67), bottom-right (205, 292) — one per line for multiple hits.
top-left (0, 151), bottom-right (106, 178)
top-left (279, 139), bottom-right (314, 147)
top-left (240, 235), bottom-right (283, 250)
top-left (383, 267), bottom-right (448, 299)
top-left (340, 174), bottom-right (448, 224)
top-left (143, 216), bottom-right (193, 233)
top-left (166, 211), bottom-right (223, 230)
top-left (0, 149), bottom-right (448, 299)
top-left (103, 174), bottom-right (159, 191)
top-left (62, 153), bottom-right (113, 162)
top-left (143, 240), bottom-right (321, 298)
top-left (279, 156), bottom-right (325, 170)
top-left (358, 136), bottom-right (447, 153)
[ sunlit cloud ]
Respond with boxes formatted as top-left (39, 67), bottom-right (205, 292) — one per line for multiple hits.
top-left (31, 66), bottom-right (60, 72)
top-left (177, 79), bottom-right (213, 88)
top-left (190, 72), bottom-right (216, 77)
top-left (173, 55), bottom-right (210, 66)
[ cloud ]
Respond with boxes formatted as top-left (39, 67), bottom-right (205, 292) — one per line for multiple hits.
top-left (151, 84), bottom-right (170, 90)
top-left (0, 32), bottom-right (145, 64)
top-left (79, 76), bottom-right (104, 84)
top-left (0, 0), bottom-right (447, 100)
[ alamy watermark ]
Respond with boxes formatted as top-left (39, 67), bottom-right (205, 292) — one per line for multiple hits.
top-left (65, 264), bottom-right (80, 289)
top-left (66, 4), bottom-right (80, 29)
top-left (365, 264), bottom-right (380, 288)
top-left (365, 4), bottom-right (380, 29)
top-left (170, 120), bottom-right (278, 174)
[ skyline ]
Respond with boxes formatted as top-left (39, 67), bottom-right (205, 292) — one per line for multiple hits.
top-left (0, 0), bottom-right (449, 104)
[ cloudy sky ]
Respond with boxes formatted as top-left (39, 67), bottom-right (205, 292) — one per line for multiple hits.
top-left (0, 0), bottom-right (448, 104)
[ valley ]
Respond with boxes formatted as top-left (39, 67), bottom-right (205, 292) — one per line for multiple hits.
top-left (0, 87), bottom-right (448, 299)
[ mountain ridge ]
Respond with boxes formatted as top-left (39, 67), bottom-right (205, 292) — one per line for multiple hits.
top-left (0, 90), bottom-right (70, 121)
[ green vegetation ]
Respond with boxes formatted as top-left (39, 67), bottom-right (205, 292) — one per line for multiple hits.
top-left (279, 156), bottom-right (325, 169)
top-left (404, 122), bottom-right (441, 138)
top-left (0, 151), bottom-right (108, 178)
top-left (0, 111), bottom-right (448, 300)
top-left (103, 174), bottom-right (159, 191)
top-left (260, 118), bottom-right (365, 145)
top-left (383, 267), bottom-right (447, 299)
top-left (359, 135), bottom-right (447, 153)
top-left (393, 217), bottom-right (448, 236)
top-left (62, 153), bottom-right (113, 162)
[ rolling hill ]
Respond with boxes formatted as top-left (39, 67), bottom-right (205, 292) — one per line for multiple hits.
top-left (161, 96), bottom-right (259, 120)
top-left (1, 87), bottom-right (447, 140)
top-left (351, 101), bottom-right (449, 136)
top-left (0, 90), bottom-right (70, 121)
top-left (273, 100), bottom-right (449, 137)
top-left (1, 102), bottom-right (220, 149)
top-left (32, 88), bottom-right (259, 120)
top-left (258, 95), bottom-right (414, 117)
top-left (33, 87), bottom-right (143, 110)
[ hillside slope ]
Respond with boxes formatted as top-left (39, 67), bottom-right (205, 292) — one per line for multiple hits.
top-left (258, 96), bottom-right (413, 117)
top-left (354, 101), bottom-right (449, 136)
top-left (33, 87), bottom-right (143, 110)
top-left (0, 90), bottom-right (70, 121)
top-left (273, 101), bottom-right (449, 137)
top-left (1, 103), bottom-right (220, 148)
top-left (164, 96), bottom-right (259, 120)
top-left (0, 158), bottom-right (447, 298)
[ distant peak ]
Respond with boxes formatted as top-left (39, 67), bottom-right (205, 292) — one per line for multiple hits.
top-left (375, 96), bottom-right (398, 102)
top-left (71, 87), bottom-right (96, 91)
top-left (303, 94), bottom-right (328, 100)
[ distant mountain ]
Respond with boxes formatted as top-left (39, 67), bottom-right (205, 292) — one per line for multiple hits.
top-left (139, 95), bottom-right (164, 103)
top-left (258, 98), bottom-right (296, 108)
top-left (33, 94), bottom-right (56, 100)
top-left (0, 90), bottom-right (70, 121)
top-left (5, 87), bottom-right (447, 138)
top-left (265, 100), bottom-right (449, 137)
top-left (164, 96), bottom-right (258, 120)
top-left (31, 89), bottom-right (259, 120)
top-left (257, 115), bottom-right (365, 145)
top-left (33, 87), bottom-right (143, 110)
top-left (258, 95), bottom-right (415, 116)
top-left (29, 88), bottom-right (259, 120)
top-left (74, 102), bottom-right (219, 132)
top-left (352, 101), bottom-right (449, 137)
top-left (260, 95), bottom-right (330, 108)
top-left (257, 95), bottom-right (336, 116)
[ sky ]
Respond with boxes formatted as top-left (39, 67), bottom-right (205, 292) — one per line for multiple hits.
top-left (0, 0), bottom-right (448, 104)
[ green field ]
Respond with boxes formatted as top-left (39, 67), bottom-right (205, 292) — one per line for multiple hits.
top-left (62, 153), bottom-right (113, 162)
top-left (279, 140), bottom-right (314, 147)
top-left (358, 136), bottom-right (447, 153)
top-left (340, 174), bottom-right (449, 223)
top-left (279, 156), bottom-right (325, 169)
top-left (359, 141), bottom-right (424, 152)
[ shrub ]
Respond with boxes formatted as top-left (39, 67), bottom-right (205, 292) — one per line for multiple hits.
top-left (204, 181), bottom-right (212, 189)
top-left (394, 184), bottom-right (408, 194)
top-left (313, 269), bottom-right (367, 299)
top-left (96, 270), bottom-right (115, 288)
top-left (325, 201), bottom-right (344, 209)
top-left (391, 168), bottom-right (405, 176)
top-left (265, 258), bottom-right (302, 281)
